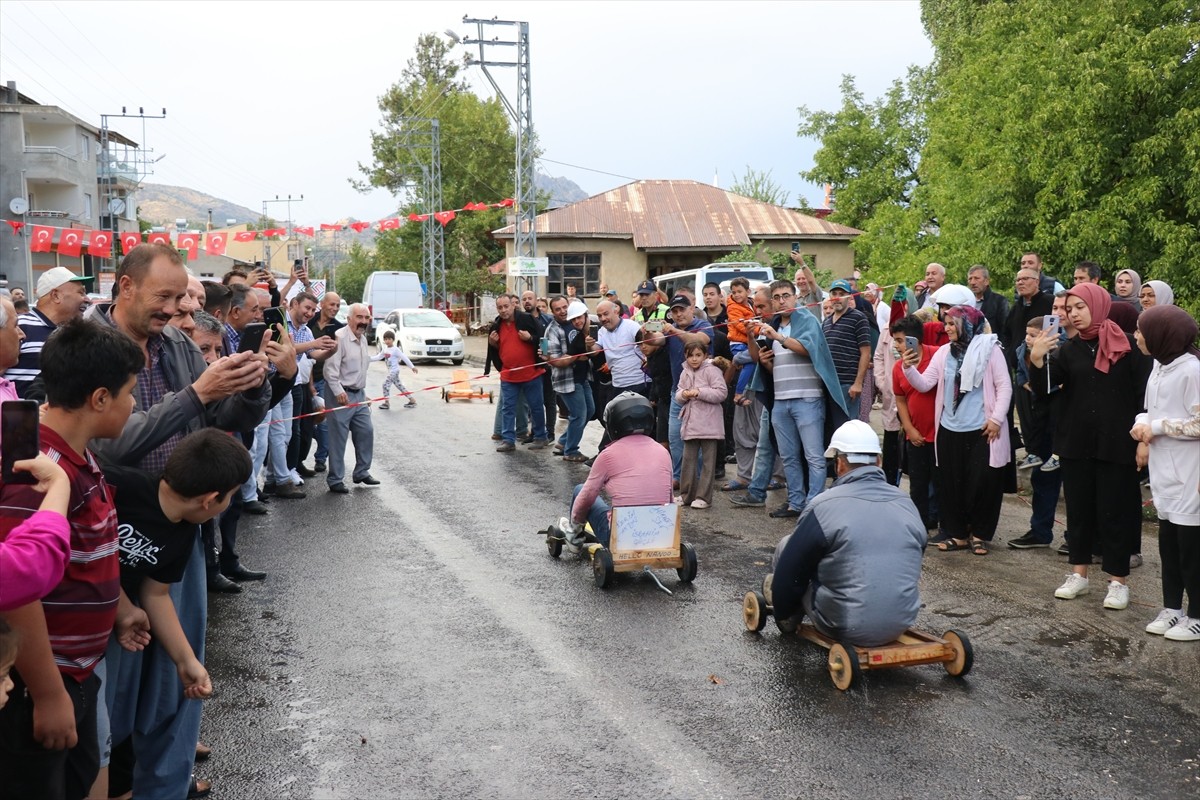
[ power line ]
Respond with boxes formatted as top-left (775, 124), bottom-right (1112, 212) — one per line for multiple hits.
top-left (537, 157), bottom-right (636, 182)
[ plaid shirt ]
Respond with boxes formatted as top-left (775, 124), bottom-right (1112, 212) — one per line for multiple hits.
top-left (137, 335), bottom-right (184, 473)
top-left (545, 320), bottom-right (580, 394)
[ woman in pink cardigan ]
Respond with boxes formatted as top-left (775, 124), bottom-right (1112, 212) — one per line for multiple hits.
top-left (902, 305), bottom-right (1012, 555)
top-left (675, 343), bottom-right (728, 509)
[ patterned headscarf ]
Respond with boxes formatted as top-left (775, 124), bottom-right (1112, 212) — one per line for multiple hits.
top-left (943, 305), bottom-right (991, 409)
top-left (1065, 283), bottom-right (1131, 373)
top-left (944, 305), bottom-right (986, 362)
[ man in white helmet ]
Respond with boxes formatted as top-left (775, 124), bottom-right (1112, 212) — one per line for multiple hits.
top-left (768, 420), bottom-right (927, 646)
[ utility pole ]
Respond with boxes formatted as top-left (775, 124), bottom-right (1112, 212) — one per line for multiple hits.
top-left (99, 107), bottom-right (166, 272)
top-left (401, 118), bottom-right (446, 309)
top-left (262, 194), bottom-right (302, 276)
top-left (458, 16), bottom-right (536, 292)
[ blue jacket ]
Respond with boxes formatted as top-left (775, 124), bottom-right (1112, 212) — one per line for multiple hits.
top-left (773, 466), bottom-right (926, 646)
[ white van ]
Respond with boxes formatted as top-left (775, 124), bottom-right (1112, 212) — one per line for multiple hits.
top-left (362, 271), bottom-right (423, 342)
top-left (653, 262), bottom-right (774, 301)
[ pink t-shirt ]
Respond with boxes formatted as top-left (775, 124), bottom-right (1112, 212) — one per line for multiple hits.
top-left (572, 434), bottom-right (673, 522)
top-left (0, 510), bottom-right (71, 611)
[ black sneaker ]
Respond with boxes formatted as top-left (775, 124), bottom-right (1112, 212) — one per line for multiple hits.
top-left (1056, 542), bottom-right (1070, 556)
top-left (729, 493), bottom-right (765, 508)
top-left (314, 461), bottom-right (327, 473)
top-left (1008, 532), bottom-right (1052, 549)
top-left (769, 504), bottom-right (801, 519)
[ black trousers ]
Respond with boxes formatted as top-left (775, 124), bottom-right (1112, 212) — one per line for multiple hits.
top-left (1061, 456), bottom-right (1141, 578)
top-left (906, 438), bottom-right (938, 530)
top-left (935, 427), bottom-right (1003, 540)
top-left (1159, 518), bottom-right (1200, 616)
top-left (0, 672), bottom-right (100, 800)
top-left (881, 428), bottom-right (902, 486)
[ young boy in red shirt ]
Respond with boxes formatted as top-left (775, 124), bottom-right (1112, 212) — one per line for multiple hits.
top-left (891, 314), bottom-right (941, 535)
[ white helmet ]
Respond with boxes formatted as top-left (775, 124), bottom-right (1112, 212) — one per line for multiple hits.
top-left (824, 420), bottom-right (882, 464)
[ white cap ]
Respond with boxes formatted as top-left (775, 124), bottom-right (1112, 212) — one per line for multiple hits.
top-left (36, 266), bottom-right (90, 298)
top-left (824, 420), bottom-right (882, 463)
top-left (566, 300), bottom-right (589, 321)
top-left (929, 283), bottom-right (975, 307)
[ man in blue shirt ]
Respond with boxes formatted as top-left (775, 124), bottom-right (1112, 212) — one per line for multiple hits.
top-left (648, 294), bottom-right (712, 484)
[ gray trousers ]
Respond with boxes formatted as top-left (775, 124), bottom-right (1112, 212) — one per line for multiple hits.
top-left (324, 386), bottom-right (374, 486)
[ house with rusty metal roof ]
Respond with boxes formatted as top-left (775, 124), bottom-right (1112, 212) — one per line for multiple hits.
top-left (493, 179), bottom-right (861, 300)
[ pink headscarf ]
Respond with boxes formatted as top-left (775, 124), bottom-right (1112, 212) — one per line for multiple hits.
top-left (1065, 283), bottom-right (1131, 373)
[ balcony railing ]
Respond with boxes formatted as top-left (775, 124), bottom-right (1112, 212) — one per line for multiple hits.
top-left (23, 145), bottom-right (77, 161)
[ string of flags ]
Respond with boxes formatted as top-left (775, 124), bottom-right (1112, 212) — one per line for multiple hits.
top-left (3, 198), bottom-right (516, 259)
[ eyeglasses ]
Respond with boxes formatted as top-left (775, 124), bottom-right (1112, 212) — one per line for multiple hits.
top-left (771, 293), bottom-right (794, 301)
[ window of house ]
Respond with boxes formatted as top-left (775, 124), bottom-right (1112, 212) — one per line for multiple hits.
top-left (80, 134), bottom-right (89, 161)
top-left (83, 194), bottom-right (92, 220)
top-left (547, 252), bottom-right (601, 296)
top-left (287, 243), bottom-right (303, 261)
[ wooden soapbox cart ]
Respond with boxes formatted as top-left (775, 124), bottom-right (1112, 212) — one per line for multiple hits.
top-left (441, 369), bottom-right (493, 403)
top-left (543, 504), bottom-right (697, 590)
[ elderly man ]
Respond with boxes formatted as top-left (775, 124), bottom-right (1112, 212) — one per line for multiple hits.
top-left (921, 263), bottom-right (947, 309)
top-left (1004, 269), bottom-right (1053, 371)
top-left (767, 420), bottom-right (926, 646)
top-left (967, 265), bottom-right (1010, 336)
top-left (11, 266), bottom-right (92, 399)
top-left (0, 296), bottom-right (25, 405)
top-left (789, 252), bottom-right (825, 320)
top-left (1018, 252), bottom-right (1064, 298)
top-left (591, 298), bottom-right (647, 451)
top-left (323, 303), bottom-right (379, 493)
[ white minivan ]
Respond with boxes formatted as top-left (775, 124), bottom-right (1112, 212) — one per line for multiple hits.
top-left (362, 271), bottom-right (423, 342)
top-left (653, 262), bottom-right (774, 301)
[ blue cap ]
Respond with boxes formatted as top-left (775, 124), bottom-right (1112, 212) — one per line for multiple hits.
top-left (830, 278), bottom-right (854, 294)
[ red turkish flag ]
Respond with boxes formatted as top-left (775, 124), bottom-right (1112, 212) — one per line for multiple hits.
top-left (178, 232), bottom-right (199, 260)
top-left (234, 231), bottom-right (258, 242)
top-left (263, 228), bottom-right (287, 238)
top-left (293, 226), bottom-right (314, 237)
top-left (205, 232), bottom-right (227, 256)
top-left (378, 218), bottom-right (400, 231)
top-left (5, 220), bottom-right (24, 235)
top-left (88, 230), bottom-right (112, 258)
top-left (319, 223), bottom-right (342, 231)
top-left (349, 221), bottom-right (370, 233)
top-left (30, 225), bottom-right (55, 252)
top-left (147, 232), bottom-right (171, 245)
top-left (120, 231), bottom-right (142, 253)
top-left (57, 229), bottom-right (83, 257)
top-left (434, 211), bottom-right (456, 226)
top-left (493, 198), bottom-right (515, 208)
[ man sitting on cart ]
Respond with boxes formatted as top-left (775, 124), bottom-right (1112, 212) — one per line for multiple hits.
top-left (769, 420), bottom-right (927, 647)
top-left (565, 392), bottom-right (673, 549)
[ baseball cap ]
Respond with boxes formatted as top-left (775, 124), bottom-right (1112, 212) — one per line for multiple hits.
top-left (829, 278), bottom-right (854, 294)
top-left (824, 420), bottom-right (882, 463)
top-left (37, 267), bottom-right (92, 298)
top-left (566, 300), bottom-right (589, 320)
top-left (604, 288), bottom-right (617, 297)
top-left (930, 283), bottom-right (975, 308)
top-left (668, 294), bottom-right (691, 309)
top-left (635, 279), bottom-right (657, 295)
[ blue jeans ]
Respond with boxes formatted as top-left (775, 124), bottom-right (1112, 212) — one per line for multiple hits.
top-left (267, 388), bottom-right (293, 484)
top-left (746, 407), bottom-right (777, 501)
top-left (494, 387), bottom-right (529, 436)
top-left (558, 381), bottom-right (594, 456)
top-left (668, 394), bottom-right (685, 482)
top-left (324, 386), bottom-right (374, 486)
top-left (501, 377), bottom-right (547, 444)
top-left (241, 413), bottom-right (270, 502)
top-left (772, 397), bottom-right (827, 511)
top-left (572, 483), bottom-right (611, 547)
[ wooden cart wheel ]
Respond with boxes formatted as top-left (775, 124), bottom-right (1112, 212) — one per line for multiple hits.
top-left (546, 531), bottom-right (563, 559)
top-left (676, 542), bottom-right (698, 583)
top-left (592, 548), bottom-right (614, 589)
top-left (828, 643), bottom-right (861, 691)
top-left (743, 591), bottom-right (768, 632)
top-left (942, 629), bottom-right (974, 677)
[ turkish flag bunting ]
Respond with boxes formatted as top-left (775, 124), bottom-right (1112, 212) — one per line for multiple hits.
top-left (464, 202), bottom-right (487, 211)
top-left (349, 222), bottom-right (371, 233)
top-left (147, 232), bottom-right (171, 245)
top-left (30, 225), bottom-right (55, 252)
top-left (120, 231), bottom-right (142, 253)
top-left (493, 198), bottom-right (515, 208)
top-left (58, 229), bottom-right (83, 257)
top-left (234, 231), bottom-right (258, 242)
top-left (378, 218), bottom-right (400, 230)
top-left (178, 233), bottom-right (199, 260)
top-left (205, 232), bottom-right (227, 256)
top-left (88, 231), bottom-right (112, 258)
top-left (293, 226), bottom-right (314, 237)
top-left (434, 210), bottom-right (456, 226)
top-left (5, 221), bottom-right (24, 235)
top-left (263, 228), bottom-right (286, 238)
top-left (410, 214), bottom-right (428, 223)
top-left (319, 223), bottom-right (342, 231)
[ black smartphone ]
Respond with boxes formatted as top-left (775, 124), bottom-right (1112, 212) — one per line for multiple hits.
top-left (262, 307), bottom-right (286, 330)
top-left (238, 322), bottom-right (268, 353)
top-left (791, 241), bottom-right (801, 253)
top-left (2, 400), bottom-right (41, 484)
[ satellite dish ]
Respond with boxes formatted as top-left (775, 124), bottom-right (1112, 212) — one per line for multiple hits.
top-left (108, 198), bottom-right (126, 215)
top-left (9, 198), bottom-right (28, 215)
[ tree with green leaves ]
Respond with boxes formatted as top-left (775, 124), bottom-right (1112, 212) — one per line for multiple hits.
top-left (330, 241), bottom-right (375, 303)
top-left (729, 167), bottom-right (789, 206)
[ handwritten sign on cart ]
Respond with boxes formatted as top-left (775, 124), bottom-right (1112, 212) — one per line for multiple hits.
top-left (610, 504), bottom-right (680, 561)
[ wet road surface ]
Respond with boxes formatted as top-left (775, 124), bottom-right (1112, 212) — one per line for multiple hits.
top-left (200, 360), bottom-right (1199, 799)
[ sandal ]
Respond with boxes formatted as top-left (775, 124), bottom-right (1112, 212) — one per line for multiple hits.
top-left (936, 538), bottom-right (971, 552)
top-left (720, 481), bottom-right (748, 492)
top-left (971, 539), bottom-right (991, 556)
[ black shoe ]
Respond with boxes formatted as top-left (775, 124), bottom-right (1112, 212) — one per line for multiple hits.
top-left (314, 461), bottom-right (327, 473)
top-left (296, 464), bottom-right (316, 478)
top-left (225, 566), bottom-right (266, 582)
top-left (520, 435), bottom-right (535, 445)
top-left (724, 454), bottom-right (738, 464)
top-left (728, 493), bottom-right (765, 508)
top-left (1056, 542), bottom-right (1070, 556)
top-left (188, 777), bottom-right (212, 799)
top-left (328, 483), bottom-right (349, 494)
top-left (714, 468), bottom-right (726, 480)
top-left (262, 482), bottom-right (277, 496)
top-left (1008, 532), bottom-right (1052, 549)
top-left (207, 573), bottom-right (242, 594)
top-left (353, 474), bottom-right (381, 486)
top-left (273, 481), bottom-right (307, 499)
top-left (242, 500), bottom-right (269, 515)
top-left (496, 442), bottom-right (515, 453)
top-left (769, 504), bottom-right (801, 519)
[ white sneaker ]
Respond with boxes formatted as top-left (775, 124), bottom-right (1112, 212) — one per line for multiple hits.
top-left (690, 499), bottom-right (709, 509)
top-left (1103, 580), bottom-right (1129, 610)
top-left (1129, 553), bottom-right (1143, 569)
top-left (1017, 453), bottom-right (1044, 471)
top-left (289, 469), bottom-right (304, 486)
top-left (1164, 616), bottom-right (1200, 642)
top-left (1146, 608), bottom-right (1183, 635)
top-left (1055, 573), bottom-right (1090, 599)
top-left (673, 495), bottom-right (683, 505)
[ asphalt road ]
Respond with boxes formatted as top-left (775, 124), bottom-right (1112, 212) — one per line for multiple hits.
top-left (199, 359), bottom-right (1199, 799)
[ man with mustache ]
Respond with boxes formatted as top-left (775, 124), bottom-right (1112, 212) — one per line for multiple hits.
top-left (323, 303), bottom-right (380, 493)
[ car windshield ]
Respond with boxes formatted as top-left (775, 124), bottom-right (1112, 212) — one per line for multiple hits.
top-left (402, 311), bottom-right (454, 328)
top-left (704, 268), bottom-right (772, 286)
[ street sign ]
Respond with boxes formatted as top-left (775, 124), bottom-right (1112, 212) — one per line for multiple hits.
top-left (507, 257), bottom-right (548, 277)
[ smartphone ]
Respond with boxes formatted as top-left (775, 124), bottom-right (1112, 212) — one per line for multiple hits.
top-left (644, 319), bottom-right (664, 333)
top-left (263, 307), bottom-right (286, 330)
top-left (238, 322), bottom-right (268, 353)
top-left (2, 400), bottom-right (40, 484)
top-left (905, 335), bottom-right (920, 353)
top-left (1043, 314), bottom-right (1060, 334)
top-left (791, 242), bottom-right (801, 253)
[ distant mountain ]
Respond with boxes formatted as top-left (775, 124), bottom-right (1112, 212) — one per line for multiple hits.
top-left (135, 184), bottom-right (260, 228)
top-left (535, 172), bottom-right (589, 207)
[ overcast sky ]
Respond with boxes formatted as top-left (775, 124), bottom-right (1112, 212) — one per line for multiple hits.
top-left (0, 0), bottom-right (932, 225)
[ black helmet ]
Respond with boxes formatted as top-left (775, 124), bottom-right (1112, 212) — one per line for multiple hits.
top-left (603, 392), bottom-right (655, 441)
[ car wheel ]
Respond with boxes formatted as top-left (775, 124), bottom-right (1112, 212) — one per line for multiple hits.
top-left (452, 358), bottom-right (464, 366)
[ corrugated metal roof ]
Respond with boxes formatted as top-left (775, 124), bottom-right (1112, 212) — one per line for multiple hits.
top-left (494, 180), bottom-right (861, 248)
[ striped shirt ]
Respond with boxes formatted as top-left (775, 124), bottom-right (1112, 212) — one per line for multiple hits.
top-left (0, 425), bottom-right (119, 682)
top-left (822, 307), bottom-right (871, 385)
top-left (136, 335), bottom-right (184, 473)
top-left (10, 308), bottom-right (56, 394)
top-left (771, 317), bottom-right (823, 400)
